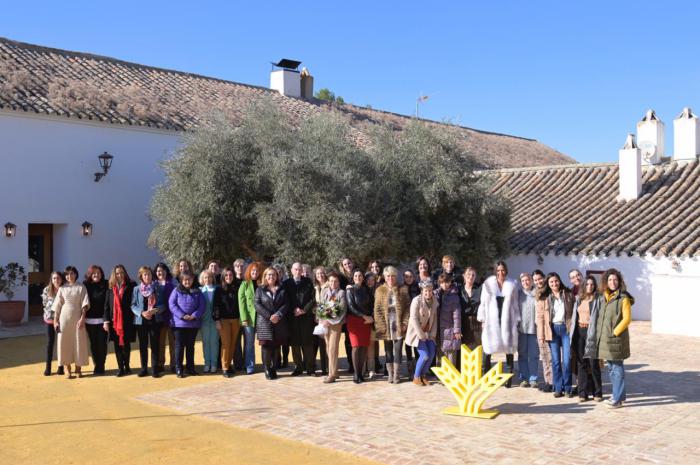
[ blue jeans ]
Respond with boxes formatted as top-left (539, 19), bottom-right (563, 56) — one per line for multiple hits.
top-left (549, 323), bottom-right (572, 393)
top-left (415, 339), bottom-right (436, 378)
top-left (606, 360), bottom-right (626, 402)
top-left (517, 333), bottom-right (540, 382)
top-left (243, 325), bottom-right (256, 374)
top-left (200, 320), bottom-right (219, 368)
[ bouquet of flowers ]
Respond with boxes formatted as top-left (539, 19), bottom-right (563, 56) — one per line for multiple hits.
top-left (316, 300), bottom-right (343, 322)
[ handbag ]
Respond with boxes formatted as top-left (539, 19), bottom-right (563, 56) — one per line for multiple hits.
top-left (313, 324), bottom-right (327, 336)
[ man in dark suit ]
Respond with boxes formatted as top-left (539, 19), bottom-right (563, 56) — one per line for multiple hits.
top-left (283, 262), bottom-right (317, 376)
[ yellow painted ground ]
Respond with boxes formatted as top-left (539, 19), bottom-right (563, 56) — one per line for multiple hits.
top-left (0, 334), bottom-right (378, 465)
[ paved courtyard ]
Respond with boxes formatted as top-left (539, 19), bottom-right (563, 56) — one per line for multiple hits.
top-left (139, 322), bottom-right (700, 465)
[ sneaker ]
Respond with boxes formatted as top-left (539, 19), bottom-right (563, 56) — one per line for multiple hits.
top-left (368, 371), bottom-right (376, 380)
top-left (203, 366), bottom-right (211, 373)
top-left (531, 381), bottom-right (540, 388)
top-left (519, 380), bottom-right (530, 388)
top-left (553, 392), bottom-right (564, 398)
top-left (605, 398), bottom-right (615, 405)
top-left (608, 401), bottom-right (623, 409)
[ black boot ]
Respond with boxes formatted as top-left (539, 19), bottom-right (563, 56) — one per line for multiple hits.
top-left (351, 348), bottom-right (362, 383)
top-left (44, 362), bottom-right (51, 376)
top-left (262, 346), bottom-right (272, 380)
top-left (271, 346), bottom-right (280, 379)
top-left (124, 348), bottom-right (132, 375)
top-left (115, 348), bottom-right (125, 377)
top-left (505, 354), bottom-right (514, 388)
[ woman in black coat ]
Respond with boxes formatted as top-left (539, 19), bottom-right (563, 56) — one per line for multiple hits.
top-left (346, 269), bottom-right (374, 384)
top-left (103, 264), bottom-right (136, 377)
top-left (83, 265), bottom-right (109, 375)
top-left (459, 266), bottom-right (482, 351)
top-left (254, 267), bottom-right (289, 380)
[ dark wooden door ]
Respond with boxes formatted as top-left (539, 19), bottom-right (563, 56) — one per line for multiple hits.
top-left (28, 224), bottom-right (53, 317)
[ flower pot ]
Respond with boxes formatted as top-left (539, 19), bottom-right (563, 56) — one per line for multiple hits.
top-left (0, 301), bottom-right (25, 326)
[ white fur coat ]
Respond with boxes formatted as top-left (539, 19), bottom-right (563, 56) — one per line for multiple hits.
top-left (477, 276), bottom-right (520, 355)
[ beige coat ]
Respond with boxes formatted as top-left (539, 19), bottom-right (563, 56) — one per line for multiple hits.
top-left (535, 297), bottom-right (552, 343)
top-left (52, 283), bottom-right (90, 366)
top-left (405, 295), bottom-right (438, 347)
top-left (373, 284), bottom-right (410, 340)
top-left (535, 290), bottom-right (574, 343)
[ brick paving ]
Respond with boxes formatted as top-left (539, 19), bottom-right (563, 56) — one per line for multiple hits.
top-left (139, 322), bottom-right (700, 464)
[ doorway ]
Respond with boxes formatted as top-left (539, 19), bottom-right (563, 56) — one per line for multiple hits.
top-left (28, 224), bottom-right (53, 317)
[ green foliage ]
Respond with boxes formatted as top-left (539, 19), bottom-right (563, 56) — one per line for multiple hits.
top-left (149, 99), bottom-right (511, 273)
top-left (314, 88), bottom-right (344, 105)
top-left (0, 262), bottom-right (28, 300)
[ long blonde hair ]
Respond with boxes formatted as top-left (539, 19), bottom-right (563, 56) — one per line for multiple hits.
top-left (108, 264), bottom-right (131, 288)
top-left (45, 271), bottom-right (64, 298)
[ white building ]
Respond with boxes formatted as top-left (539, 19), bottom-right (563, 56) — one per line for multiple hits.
top-left (0, 37), bottom-right (570, 322)
top-left (491, 109), bottom-right (700, 337)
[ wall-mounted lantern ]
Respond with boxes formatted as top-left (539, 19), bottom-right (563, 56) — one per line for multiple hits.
top-left (81, 221), bottom-right (93, 236)
top-left (94, 152), bottom-right (114, 182)
top-left (4, 222), bottom-right (16, 238)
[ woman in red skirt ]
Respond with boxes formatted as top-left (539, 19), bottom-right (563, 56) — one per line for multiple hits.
top-left (346, 269), bottom-right (374, 384)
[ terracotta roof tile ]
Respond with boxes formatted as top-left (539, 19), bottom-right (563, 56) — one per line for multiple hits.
top-left (0, 37), bottom-right (574, 169)
top-left (491, 160), bottom-right (700, 257)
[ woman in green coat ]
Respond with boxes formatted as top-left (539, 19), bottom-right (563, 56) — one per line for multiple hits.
top-left (238, 262), bottom-right (262, 375)
top-left (591, 268), bottom-right (632, 409)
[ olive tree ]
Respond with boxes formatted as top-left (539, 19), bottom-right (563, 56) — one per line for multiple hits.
top-left (148, 99), bottom-right (510, 272)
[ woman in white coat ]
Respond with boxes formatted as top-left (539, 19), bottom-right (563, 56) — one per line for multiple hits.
top-left (477, 261), bottom-right (519, 387)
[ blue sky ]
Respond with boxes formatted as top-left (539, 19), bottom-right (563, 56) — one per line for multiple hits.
top-left (2, 1), bottom-right (699, 163)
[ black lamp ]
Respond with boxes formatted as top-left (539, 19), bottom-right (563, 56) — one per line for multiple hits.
top-left (81, 221), bottom-right (93, 236)
top-left (94, 152), bottom-right (114, 182)
top-left (4, 222), bottom-right (16, 238)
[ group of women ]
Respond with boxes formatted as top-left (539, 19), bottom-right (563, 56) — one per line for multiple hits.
top-left (42, 255), bottom-right (632, 409)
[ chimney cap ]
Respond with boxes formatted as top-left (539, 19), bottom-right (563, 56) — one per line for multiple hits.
top-left (677, 107), bottom-right (696, 119)
top-left (271, 59), bottom-right (302, 71)
top-left (640, 109), bottom-right (661, 122)
top-left (622, 133), bottom-right (638, 150)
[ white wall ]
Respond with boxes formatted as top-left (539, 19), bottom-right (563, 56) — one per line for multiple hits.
top-left (505, 253), bottom-right (700, 336)
top-left (0, 110), bottom-right (182, 320)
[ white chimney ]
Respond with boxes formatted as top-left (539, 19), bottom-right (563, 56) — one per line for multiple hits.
top-left (636, 109), bottom-right (664, 165)
top-left (300, 67), bottom-right (314, 99)
top-left (270, 59), bottom-right (302, 98)
top-left (619, 133), bottom-right (642, 201)
top-left (673, 107), bottom-right (700, 161)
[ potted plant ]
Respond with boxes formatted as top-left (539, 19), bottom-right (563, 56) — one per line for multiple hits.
top-left (0, 262), bottom-right (28, 326)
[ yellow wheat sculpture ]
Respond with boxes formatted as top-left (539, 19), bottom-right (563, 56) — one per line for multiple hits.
top-left (431, 344), bottom-right (513, 419)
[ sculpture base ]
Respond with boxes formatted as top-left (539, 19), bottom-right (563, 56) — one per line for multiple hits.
top-left (441, 406), bottom-right (500, 419)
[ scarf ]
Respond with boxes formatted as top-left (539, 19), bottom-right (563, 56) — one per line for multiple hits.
top-left (140, 282), bottom-right (156, 310)
top-left (113, 283), bottom-right (126, 346)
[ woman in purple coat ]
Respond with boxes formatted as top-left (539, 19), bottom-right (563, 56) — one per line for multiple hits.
top-left (435, 273), bottom-right (462, 367)
top-left (168, 271), bottom-right (205, 378)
